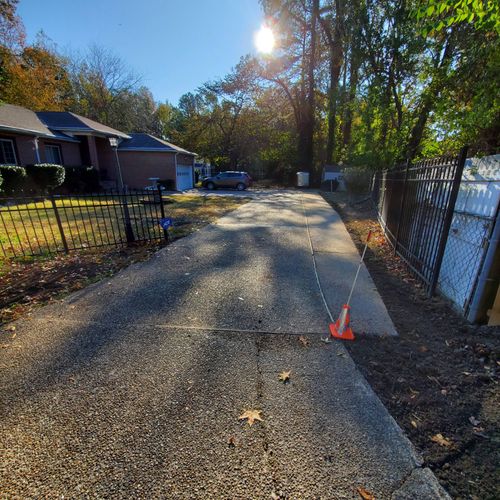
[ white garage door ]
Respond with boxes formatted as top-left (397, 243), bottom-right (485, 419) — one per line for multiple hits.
top-left (176, 165), bottom-right (194, 191)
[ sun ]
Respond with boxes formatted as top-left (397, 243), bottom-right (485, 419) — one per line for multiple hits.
top-left (255, 25), bottom-right (275, 54)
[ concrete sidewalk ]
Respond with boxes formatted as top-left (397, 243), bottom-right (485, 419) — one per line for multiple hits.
top-left (0, 191), bottom-right (447, 498)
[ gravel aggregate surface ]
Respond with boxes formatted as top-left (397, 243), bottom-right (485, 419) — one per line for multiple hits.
top-left (1, 191), bottom-right (447, 498)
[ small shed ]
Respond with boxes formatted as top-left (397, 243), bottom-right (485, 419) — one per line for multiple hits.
top-left (322, 164), bottom-right (346, 190)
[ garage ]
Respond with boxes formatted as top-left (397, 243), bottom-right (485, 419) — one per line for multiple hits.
top-left (176, 164), bottom-right (194, 191)
top-left (117, 133), bottom-right (196, 190)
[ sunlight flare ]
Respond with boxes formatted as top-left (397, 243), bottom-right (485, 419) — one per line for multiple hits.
top-left (254, 25), bottom-right (275, 54)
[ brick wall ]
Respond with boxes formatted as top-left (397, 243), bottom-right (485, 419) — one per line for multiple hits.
top-left (117, 151), bottom-right (176, 189)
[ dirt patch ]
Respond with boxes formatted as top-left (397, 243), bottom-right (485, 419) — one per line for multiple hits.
top-left (322, 192), bottom-right (499, 500)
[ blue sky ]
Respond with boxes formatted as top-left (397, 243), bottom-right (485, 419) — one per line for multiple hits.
top-left (18, 0), bottom-right (264, 105)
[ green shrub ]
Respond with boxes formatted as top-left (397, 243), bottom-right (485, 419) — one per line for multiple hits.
top-left (26, 163), bottom-right (65, 192)
top-left (342, 166), bottom-right (373, 194)
top-left (0, 165), bottom-right (27, 194)
top-left (61, 166), bottom-right (100, 193)
top-left (158, 179), bottom-right (175, 190)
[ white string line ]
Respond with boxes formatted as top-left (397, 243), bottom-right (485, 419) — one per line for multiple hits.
top-left (300, 195), bottom-right (335, 323)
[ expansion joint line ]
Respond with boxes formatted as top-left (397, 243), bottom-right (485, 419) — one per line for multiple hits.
top-left (300, 195), bottom-right (335, 323)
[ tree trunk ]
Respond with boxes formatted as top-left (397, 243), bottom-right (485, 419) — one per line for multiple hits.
top-left (342, 47), bottom-right (360, 153)
top-left (405, 34), bottom-right (455, 160)
top-left (326, 50), bottom-right (342, 164)
top-left (297, 0), bottom-right (319, 171)
top-left (321, 0), bottom-right (344, 165)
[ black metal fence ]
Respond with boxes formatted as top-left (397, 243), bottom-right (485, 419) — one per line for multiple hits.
top-left (0, 188), bottom-right (169, 258)
top-left (372, 147), bottom-right (468, 295)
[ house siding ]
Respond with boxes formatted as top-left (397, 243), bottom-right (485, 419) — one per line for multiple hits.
top-left (10, 134), bottom-right (37, 165)
top-left (0, 132), bottom-right (82, 166)
top-left (177, 153), bottom-right (195, 166)
top-left (95, 137), bottom-right (119, 183)
top-left (118, 151), bottom-right (177, 189)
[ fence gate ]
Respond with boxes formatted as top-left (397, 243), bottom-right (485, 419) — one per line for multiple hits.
top-left (373, 147), bottom-right (468, 295)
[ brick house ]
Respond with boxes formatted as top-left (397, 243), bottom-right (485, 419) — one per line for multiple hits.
top-left (0, 103), bottom-right (196, 190)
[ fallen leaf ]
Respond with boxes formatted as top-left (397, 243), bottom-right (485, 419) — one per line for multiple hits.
top-left (411, 420), bottom-right (418, 429)
top-left (469, 416), bottom-right (480, 426)
top-left (278, 370), bottom-right (291, 383)
top-left (298, 335), bottom-right (310, 347)
top-left (431, 433), bottom-right (453, 447)
top-left (227, 436), bottom-right (237, 447)
top-left (418, 345), bottom-right (428, 352)
top-left (357, 486), bottom-right (375, 499)
top-left (239, 409), bottom-right (263, 426)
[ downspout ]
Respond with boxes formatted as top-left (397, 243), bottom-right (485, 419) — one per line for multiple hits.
top-left (467, 202), bottom-right (500, 323)
top-left (34, 137), bottom-right (40, 163)
top-left (174, 152), bottom-right (179, 190)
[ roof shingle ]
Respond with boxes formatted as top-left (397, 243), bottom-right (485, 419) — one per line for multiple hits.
top-left (118, 133), bottom-right (195, 155)
top-left (37, 112), bottom-right (129, 139)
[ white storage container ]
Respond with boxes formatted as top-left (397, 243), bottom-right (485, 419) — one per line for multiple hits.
top-left (297, 171), bottom-right (310, 187)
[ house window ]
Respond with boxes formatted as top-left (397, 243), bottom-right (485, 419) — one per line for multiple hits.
top-left (0, 138), bottom-right (17, 165)
top-left (45, 144), bottom-right (62, 165)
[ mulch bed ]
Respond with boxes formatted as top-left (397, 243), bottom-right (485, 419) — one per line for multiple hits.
top-left (322, 192), bottom-right (499, 500)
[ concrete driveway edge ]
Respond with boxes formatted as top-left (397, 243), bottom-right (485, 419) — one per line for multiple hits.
top-left (391, 467), bottom-right (451, 499)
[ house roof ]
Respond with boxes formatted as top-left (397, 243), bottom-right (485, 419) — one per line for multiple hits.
top-left (37, 111), bottom-right (130, 139)
top-left (118, 133), bottom-right (195, 155)
top-left (0, 104), bottom-right (77, 142)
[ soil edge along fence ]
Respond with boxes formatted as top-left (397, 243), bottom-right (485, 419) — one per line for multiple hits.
top-left (0, 188), bottom-right (168, 258)
top-left (372, 147), bottom-right (468, 296)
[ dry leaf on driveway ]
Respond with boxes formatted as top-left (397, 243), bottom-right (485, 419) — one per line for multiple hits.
top-left (239, 409), bottom-right (263, 426)
top-left (431, 433), bottom-right (453, 447)
top-left (278, 370), bottom-right (291, 383)
top-left (357, 486), bottom-right (375, 499)
top-left (298, 335), bottom-right (310, 347)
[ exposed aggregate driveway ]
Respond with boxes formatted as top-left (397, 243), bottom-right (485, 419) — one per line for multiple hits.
top-left (0, 191), bottom-right (447, 499)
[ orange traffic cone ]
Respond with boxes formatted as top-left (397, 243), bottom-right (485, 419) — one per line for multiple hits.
top-left (329, 304), bottom-right (355, 340)
top-left (328, 230), bottom-right (372, 342)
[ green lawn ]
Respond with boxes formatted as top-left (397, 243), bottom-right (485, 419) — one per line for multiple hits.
top-left (0, 193), bottom-right (248, 259)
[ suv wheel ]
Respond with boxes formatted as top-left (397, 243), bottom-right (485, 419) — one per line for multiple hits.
top-left (236, 182), bottom-right (246, 191)
top-left (206, 182), bottom-right (215, 190)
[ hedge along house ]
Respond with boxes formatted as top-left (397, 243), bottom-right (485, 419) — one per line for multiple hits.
top-left (117, 133), bottom-right (196, 191)
top-left (0, 103), bottom-right (196, 191)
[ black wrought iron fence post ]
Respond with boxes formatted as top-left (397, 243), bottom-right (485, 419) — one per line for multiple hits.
top-left (158, 186), bottom-right (169, 243)
top-left (49, 194), bottom-right (69, 254)
top-left (393, 159), bottom-right (411, 256)
top-left (428, 145), bottom-right (469, 296)
top-left (121, 189), bottom-right (135, 244)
